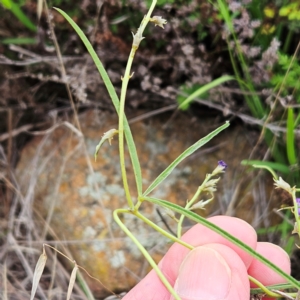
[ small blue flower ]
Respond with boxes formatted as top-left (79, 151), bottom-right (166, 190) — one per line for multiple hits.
top-left (296, 198), bottom-right (300, 215)
top-left (212, 160), bottom-right (227, 176)
top-left (218, 160), bottom-right (227, 170)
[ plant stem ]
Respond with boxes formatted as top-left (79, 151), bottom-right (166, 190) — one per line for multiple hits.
top-left (249, 276), bottom-right (288, 298)
top-left (177, 175), bottom-right (212, 238)
top-left (113, 208), bottom-right (181, 300)
top-left (118, 47), bottom-right (136, 209)
top-left (118, 0), bottom-right (157, 208)
top-left (135, 210), bottom-right (194, 250)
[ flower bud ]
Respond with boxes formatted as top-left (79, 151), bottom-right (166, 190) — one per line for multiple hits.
top-left (211, 160), bottom-right (227, 176)
top-left (296, 198), bottom-right (300, 215)
top-left (132, 30), bottom-right (145, 49)
top-left (150, 16), bottom-right (167, 29)
top-left (190, 199), bottom-right (213, 210)
top-left (273, 177), bottom-right (291, 193)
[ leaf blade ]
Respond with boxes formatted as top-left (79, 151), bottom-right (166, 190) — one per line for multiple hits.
top-left (54, 8), bottom-right (143, 196)
top-left (178, 76), bottom-right (234, 110)
top-left (143, 121), bottom-right (230, 196)
top-left (241, 160), bottom-right (290, 174)
top-left (287, 107), bottom-right (297, 165)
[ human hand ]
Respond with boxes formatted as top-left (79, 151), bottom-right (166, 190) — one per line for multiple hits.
top-left (123, 216), bottom-right (290, 300)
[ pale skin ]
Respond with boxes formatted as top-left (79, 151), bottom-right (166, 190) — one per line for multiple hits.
top-left (123, 216), bottom-right (291, 300)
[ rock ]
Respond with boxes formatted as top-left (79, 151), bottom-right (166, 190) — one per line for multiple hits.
top-left (16, 110), bottom-right (259, 297)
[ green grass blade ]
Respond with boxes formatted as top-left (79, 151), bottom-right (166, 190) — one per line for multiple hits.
top-left (143, 196), bottom-right (300, 289)
top-left (143, 121), bottom-right (230, 196)
top-left (250, 283), bottom-right (295, 295)
top-left (54, 8), bottom-right (119, 109)
top-left (124, 123), bottom-right (142, 196)
top-left (54, 8), bottom-right (143, 196)
top-left (9, 1), bottom-right (37, 32)
top-left (287, 107), bottom-right (297, 165)
top-left (241, 160), bottom-right (290, 174)
top-left (216, 0), bottom-right (233, 32)
top-left (216, 0), bottom-right (265, 119)
top-left (178, 76), bottom-right (234, 110)
top-left (1, 0), bottom-right (12, 9)
top-left (1, 37), bottom-right (37, 45)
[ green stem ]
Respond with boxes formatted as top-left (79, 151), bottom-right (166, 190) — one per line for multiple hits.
top-left (177, 175), bottom-right (212, 238)
top-left (250, 282), bottom-right (297, 296)
top-left (118, 0), bottom-right (157, 208)
top-left (249, 276), bottom-right (283, 298)
top-left (135, 210), bottom-right (193, 250)
top-left (119, 48), bottom-right (136, 208)
top-left (113, 208), bottom-right (181, 300)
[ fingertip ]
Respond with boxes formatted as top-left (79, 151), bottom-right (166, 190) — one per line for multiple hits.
top-left (172, 247), bottom-right (232, 300)
top-left (248, 242), bottom-right (291, 286)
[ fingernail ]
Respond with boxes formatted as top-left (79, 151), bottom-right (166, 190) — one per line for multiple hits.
top-left (174, 247), bottom-right (231, 300)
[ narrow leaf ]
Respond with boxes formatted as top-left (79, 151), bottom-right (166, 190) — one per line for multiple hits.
top-left (1, 37), bottom-right (37, 45)
top-left (241, 160), bottom-right (290, 174)
top-left (178, 76), bottom-right (234, 110)
top-left (30, 247), bottom-right (47, 300)
top-left (143, 121), bottom-right (230, 196)
top-left (1, 0), bottom-right (12, 9)
top-left (67, 262), bottom-right (78, 300)
top-left (143, 196), bottom-right (300, 289)
top-left (287, 108), bottom-right (297, 165)
top-left (54, 8), bottom-right (143, 196)
top-left (9, 2), bottom-right (37, 32)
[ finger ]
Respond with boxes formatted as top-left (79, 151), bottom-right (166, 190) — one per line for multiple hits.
top-left (122, 268), bottom-right (170, 300)
top-left (170, 244), bottom-right (249, 300)
top-left (123, 216), bottom-right (258, 299)
top-left (161, 216), bottom-right (257, 285)
top-left (247, 242), bottom-right (291, 300)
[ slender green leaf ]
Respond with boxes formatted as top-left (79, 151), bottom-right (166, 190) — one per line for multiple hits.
top-left (178, 76), bottom-right (234, 110)
top-left (287, 107), bottom-right (297, 165)
top-left (143, 196), bottom-right (300, 289)
top-left (216, 0), bottom-right (233, 32)
top-left (216, 0), bottom-right (265, 118)
top-left (54, 8), bottom-right (119, 107)
top-left (9, 2), bottom-right (37, 32)
top-left (250, 283), bottom-right (295, 295)
top-left (241, 160), bottom-right (290, 174)
top-left (1, 37), bottom-right (37, 45)
top-left (54, 8), bottom-right (143, 196)
top-left (143, 121), bottom-right (230, 196)
top-left (1, 0), bottom-right (11, 9)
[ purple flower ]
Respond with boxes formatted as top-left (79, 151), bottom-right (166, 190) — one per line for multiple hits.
top-left (218, 160), bottom-right (227, 170)
top-left (296, 198), bottom-right (300, 215)
top-left (212, 160), bottom-right (228, 176)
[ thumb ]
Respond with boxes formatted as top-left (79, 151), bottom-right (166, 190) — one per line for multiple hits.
top-left (170, 246), bottom-right (232, 300)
